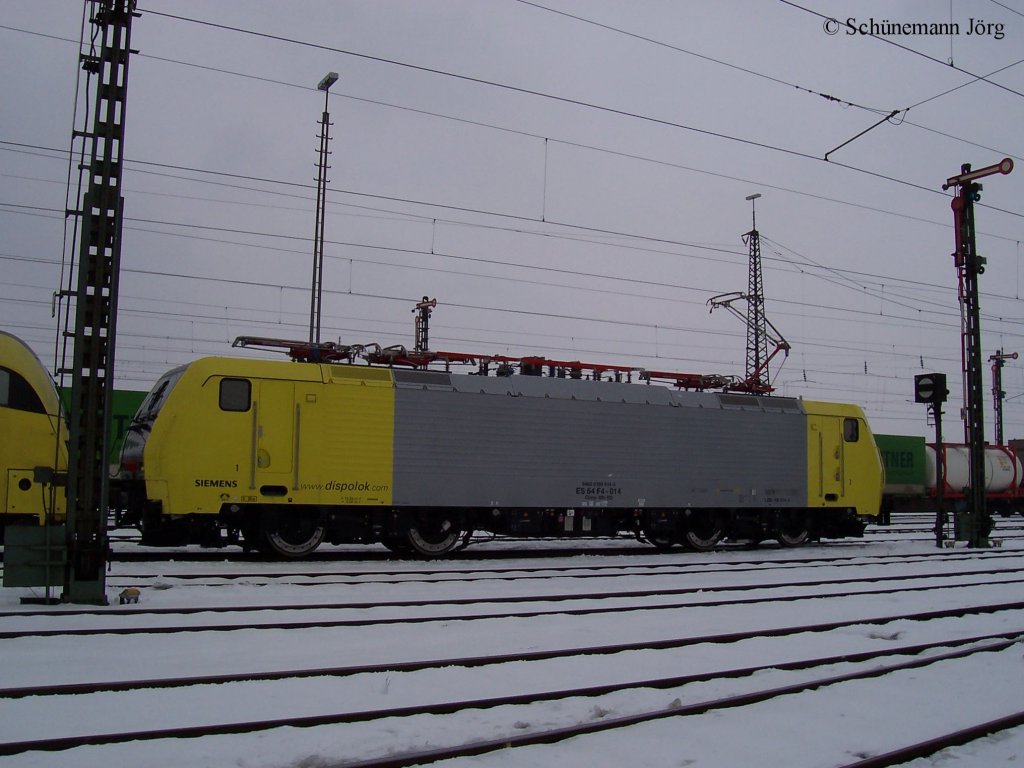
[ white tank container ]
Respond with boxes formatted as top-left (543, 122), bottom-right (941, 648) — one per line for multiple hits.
top-left (924, 444), bottom-right (1022, 493)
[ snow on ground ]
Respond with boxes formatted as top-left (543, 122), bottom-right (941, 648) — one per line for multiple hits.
top-left (1, 537), bottom-right (1023, 767)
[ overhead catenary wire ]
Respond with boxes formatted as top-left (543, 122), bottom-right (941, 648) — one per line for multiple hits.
top-left (5, 18), bottom-right (1021, 186)
top-left (2, 285), bottom-right (973, 385)
top-left (2, 148), bottom-right (1024, 337)
top-left (906, 57), bottom-right (1024, 111)
top-left (130, 7), bottom-right (1024, 218)
top-left (7, 197), bottom-right (1024, 335)
top-left (4, 208), bottom-right (1019, 382)
top-left (8, 7), bottom-right (1024, 438)
top-left (513, 0), bottom-right (900, 115)
top-left (4, 138), bottom-right (1024, 306)
top-left (990, 0), bottom-right (1024, 19)
top-left (4, 12), bottom-right (1021, 243)
top-left (778, 0), bottom-right (1024, 103)
top-left (3, 20), bottom-right (1023, 229)
top-left (6, 134), bottom-right (1023, 245)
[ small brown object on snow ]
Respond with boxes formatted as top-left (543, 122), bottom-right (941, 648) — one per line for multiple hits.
top-left (119, 587), bottom-right (140, 605)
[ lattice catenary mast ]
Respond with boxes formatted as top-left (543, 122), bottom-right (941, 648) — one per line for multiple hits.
top-left (709, 193), bottom-right (789, 394)
top-left (61, 0), bottom-right (138, 604)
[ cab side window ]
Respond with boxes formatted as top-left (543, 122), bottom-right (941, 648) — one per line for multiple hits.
top-left (843, 417), bottom-right (860, 443)
top-left (219, 378), bottom-right (251, 412)
top-left (0, 367), bottom-right (46, 415)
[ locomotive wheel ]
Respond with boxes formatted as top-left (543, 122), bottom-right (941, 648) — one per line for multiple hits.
top-left (776, 525), bottom-right (810, 547)
top-left (682, 513), bottom-right (724, 551)
top-left (261, 514), bottom-right (325, 558)
top-left (405, 515), bottom-right (461, 557)
top-left (775, 512), bottom-right (810, 547)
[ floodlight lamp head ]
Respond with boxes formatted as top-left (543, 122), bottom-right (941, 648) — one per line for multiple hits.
top-left (745, 193), bottom-right (762, 230)
top-left (318, 72), bottom-right (339, 91)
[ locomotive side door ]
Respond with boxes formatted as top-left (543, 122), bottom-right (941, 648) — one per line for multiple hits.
top-left (253, 379), bottom-right (295, 493)
top-left (811, 415), bottom-right (844, 502)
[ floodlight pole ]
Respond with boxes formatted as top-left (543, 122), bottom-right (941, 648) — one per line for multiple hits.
top-left (309, 71), bottom-right (338, 345)
top-left (943, 158), bottom-right (1013, 548)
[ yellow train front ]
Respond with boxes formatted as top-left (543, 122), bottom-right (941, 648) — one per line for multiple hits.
top-left (115, 355), bottom-right (883, 558)
top-left (0, 331), bottom-right (67, 540)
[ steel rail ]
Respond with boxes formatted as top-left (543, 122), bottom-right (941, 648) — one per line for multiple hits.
top-left (4, 575), bottom-right (1024, 640)
top-left (333, 640), bottom-right (1024, 768)
top-left (2, 563), bottom-right (1022, 623)
top-left (839, 710), bottom-right (1024, 767)
top-left (80, 531), bottom-right (1024, 562)
top-left (2, 602), bottom-right (1022, 700)
top-left (99, 546), bottom-right (1024, 584)
top-left (0, 632), bottom-right (1017, 758)
top-left (102, 551), bottom-right (1024, 587)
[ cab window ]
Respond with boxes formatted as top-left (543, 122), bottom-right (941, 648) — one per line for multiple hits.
top-left (843, 417), bottom-right (860, 442)
top-left (219, 378), bottom-right (251, 412)
top-left (0, 367), bottom-right (46, 415)
top-left (137, 368), bottom-right (185, 421)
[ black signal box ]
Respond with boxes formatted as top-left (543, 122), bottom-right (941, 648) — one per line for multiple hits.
top-left (914, 373), bottom-right (948, 404)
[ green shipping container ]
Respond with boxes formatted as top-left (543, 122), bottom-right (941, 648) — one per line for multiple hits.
top-left (874, 433), bottom-right (927, 494)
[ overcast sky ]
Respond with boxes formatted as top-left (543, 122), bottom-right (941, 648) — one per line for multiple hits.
top-left (3, 0), bottom-right (1024, 439)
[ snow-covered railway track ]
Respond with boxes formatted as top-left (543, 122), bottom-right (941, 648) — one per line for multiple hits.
top-left (3, 571), bottom-right (1024, 639)
top-left (2, 603), bottom-right (1022, 700)
top-left (323, 639), bottom-right (1024, 768)
top-left (4, 542), bottom-right (1023, 767)
top-left (836, 713), bottom-right (1024, 768)
top-left (1, 628), bottom-right (1020, 761)
top-left (96, 546), bottom-right (1024, 587)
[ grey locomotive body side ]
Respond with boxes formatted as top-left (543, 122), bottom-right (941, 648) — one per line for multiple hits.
top-left (391, 370), bottom-right (808, 511)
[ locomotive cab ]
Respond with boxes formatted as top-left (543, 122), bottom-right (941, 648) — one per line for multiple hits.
top-left (114, 365), bottom-right (189, 540)
top-left (0, 331), bottom-right (67, 539)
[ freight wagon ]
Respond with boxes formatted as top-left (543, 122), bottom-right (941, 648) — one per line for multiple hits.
top-left (115, 354), bottom-right (884, 558)
top-left (876, 433), bottom-right (1024, 522)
